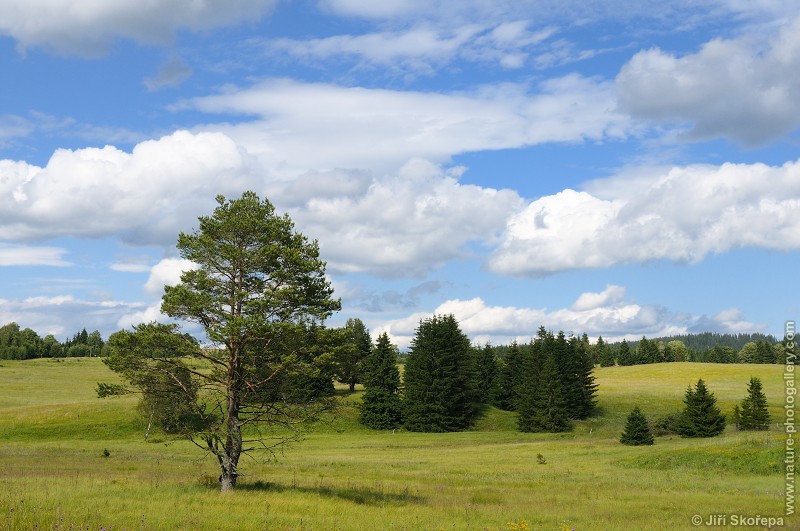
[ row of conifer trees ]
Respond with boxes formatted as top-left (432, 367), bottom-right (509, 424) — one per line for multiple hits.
top-left (358, 316), bottom-right (597, 433)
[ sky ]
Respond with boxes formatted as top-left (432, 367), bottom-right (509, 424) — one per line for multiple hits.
top-left (1, 0), bottom-right (798, 349)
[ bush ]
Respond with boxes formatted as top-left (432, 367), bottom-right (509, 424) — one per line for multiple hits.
top-left (651, 413), bottom-right (680, 436)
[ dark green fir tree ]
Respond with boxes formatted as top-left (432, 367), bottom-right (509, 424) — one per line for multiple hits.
top-left (739, 377), bottom-right (770, 430)
top-left (620, 406), bottom-right (654, 445)
top-left (403, 314), bottom-right (476, 432)
top-left (359, 332), bottom-right (403, 430)
top-left (495, 341), bottom-right (523, 411)
top-left (677, 379), bottom-right (726, 437)
top-left (474, 344), bottom-right (499, 404)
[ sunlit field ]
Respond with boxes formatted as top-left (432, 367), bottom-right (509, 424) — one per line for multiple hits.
top-left (0, 358), bottom-right (787, 530)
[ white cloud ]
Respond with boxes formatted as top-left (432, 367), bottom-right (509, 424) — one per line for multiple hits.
top-left (616, 16), bottom-right (800, 144)
top-left (1, 128), bottom-right (525, 277)
top-left (0, 245), bottom-right (70, 266)
top-left (376, 293), bottom-right (765, 349)
top-left (490, 159), bottom-right (800, 276)
top-left (0, 130), bottom-right (254, 246)
top-left (110, 263), bottom-right (151, 273)
top-left (185, 76), bottom-right (629, 174)
top-left (116, 301), bottom-right (168, 330)
top-left (572, 285), bottom-right (626, 311)
top-left (144, 258), bottom-right (198, 296)
top-left (265, 22), bottom-right (556, 72)
top-left (288, 159), bottom-right (523, 277)
top-left (0, 0), bottom-right (277, 56)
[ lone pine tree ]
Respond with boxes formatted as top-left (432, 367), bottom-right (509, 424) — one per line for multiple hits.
top-left (101, 192), bottom-right (340, 491)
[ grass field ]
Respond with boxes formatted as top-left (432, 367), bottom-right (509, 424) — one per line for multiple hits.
top-left (0, 358), bottom-right (790, 530)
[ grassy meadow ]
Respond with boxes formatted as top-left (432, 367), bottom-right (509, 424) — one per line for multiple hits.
top-left (0, 358), bottom-right (789, 530)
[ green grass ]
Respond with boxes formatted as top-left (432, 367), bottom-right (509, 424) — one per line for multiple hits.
top-left (0, 359), bottom-right (791, 530)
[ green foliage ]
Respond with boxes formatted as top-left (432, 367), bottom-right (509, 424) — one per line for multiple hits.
top-left (620, 407), bottom-right (654, 445)
top-left (677, 379), bottom-right (726, 438)
top-left (102, 191), bottom-right (341, 491)
top-left (359, 332), bottom-right (403, 430)
top-left (738, 377), bottom-right (770, 430)
top-left (651, 413), bottom-right (681, 436)
top-left (617, 339), bottom-right (634, 366)
top-left (403, 314), bottom-right (477, 432)
top-left (495, 341), bottom-right (523, 411)
top-left (517, 332), bottom-right (571, 433)
top-left (474, 344), bottom-right (499, 404)
top-left (596, 336), bottom-right (615, 367)
top-left (334, 318), bottom-right (371, 392)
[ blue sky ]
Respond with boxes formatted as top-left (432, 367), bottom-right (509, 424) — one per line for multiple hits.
top-left (1, 0), bottom-right (798, 348)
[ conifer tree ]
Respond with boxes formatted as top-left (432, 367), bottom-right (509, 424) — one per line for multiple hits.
top-left (518, 349), bottom-right (571, 433)
top-left (403, 314), bottom-right (476, 432)
top-left (620, 406), bottom-right (654, 445)
top-left (617, 339), bottom-right (634, 366)
top-left (677, 379), bottom-right (726, 437)
top-left (474, 344), bottom-right (499, 404)
top-left (596, 336), bottom-right (615, 367)
top-left (739, 377), bottom-right (770, 430)
top-left (335, 318), bottom-right (371, 392)
top-left (496, 341), bottom-right (523, 411)
top-left (359, 332), bottom-right (403, 429)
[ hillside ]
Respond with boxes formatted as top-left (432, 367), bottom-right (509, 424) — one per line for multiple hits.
top-left (0, 358), bottom-right (788, 530)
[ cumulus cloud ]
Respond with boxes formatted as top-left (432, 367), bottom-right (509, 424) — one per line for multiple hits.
top-left (0, 0), bottom-right (277, 56)
top-left (143, 258), bottom-right (198, 296)
top-left (616, 16), bottom-right (800, 144)
top-left (0, 245), bottom-right (70, 266)
top-left (185, 76), bottom-right (629, 174)
top-left (375, 292), bottom-right (764, 349)
top-left (288, 159), bottom-right (523, 277)
top-left (0, 129), bottom-right (526, 277)
top-left (572, 285), bottom-right (626, 311)
top-left (0, 130), bottom-right (254, 246)
top-left (490, 159), bottom-right (800, 276)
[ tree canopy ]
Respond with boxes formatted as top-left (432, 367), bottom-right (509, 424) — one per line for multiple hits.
top-left (101, 191), bottom-right (341, 491)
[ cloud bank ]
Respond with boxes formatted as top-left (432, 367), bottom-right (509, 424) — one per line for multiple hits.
top-left (490, 159), bottom-right (800, 276)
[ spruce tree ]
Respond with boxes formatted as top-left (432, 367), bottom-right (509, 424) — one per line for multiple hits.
top-left (739, 377), bottom-right (770, 430)
top-left (596, 336), bottom-right (615, 367)
top-left (617, 339), bottom-right (634, 366)
top-left (518, 349), bottom-right (571, 433)
top-left (403, 314), bottom-right (476, 432)
top-left (335, 318), bottom-right (371, 392)
top-left (474, 344), bottom-right (499, 404)
top-left (359, 333), bottom-right (403, 430)
top-left (620, 406), bottom-right (654, 445)
top-left (677, 379), bottom-right (726, 437)
top-left (495, 341), bottom-right (523, 411)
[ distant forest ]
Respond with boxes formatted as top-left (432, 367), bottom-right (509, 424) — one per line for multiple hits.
top-left (620, 332), bottom-right (778, 353)
top-left (0, 322), bottom-right (106, 360)
top-left (0, 320), bottom-right (790, 366)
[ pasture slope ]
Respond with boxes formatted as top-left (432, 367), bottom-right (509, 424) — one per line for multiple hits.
top-left (0, 358), bottom-right (788, 530)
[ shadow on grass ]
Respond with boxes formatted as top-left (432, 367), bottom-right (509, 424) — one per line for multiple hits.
top-left (236, 480), bottom-right (424, 506)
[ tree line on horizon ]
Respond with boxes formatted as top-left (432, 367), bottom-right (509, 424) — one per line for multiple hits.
top-left (0, 323), bottom-right (106, 360)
